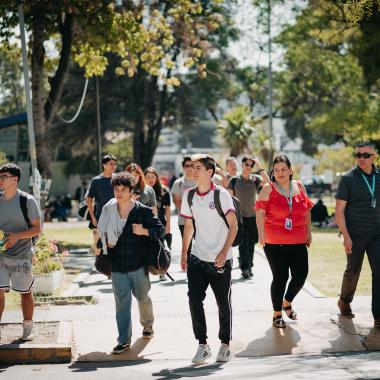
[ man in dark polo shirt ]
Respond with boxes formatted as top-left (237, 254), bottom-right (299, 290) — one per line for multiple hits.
top-left (228, 156), bottom-right (269, 279)
top-left (335, 142), bottom-right (380, 328)
top-left (85, 154), bottom-right (117, 255)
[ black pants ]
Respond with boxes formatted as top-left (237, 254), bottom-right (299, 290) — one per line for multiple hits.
top-left (238, 217), bottom-right (258, 272)
top-left (187, 255), bottom-right (232, 345)
top-left (264, 244), bottom-right (309, 312)
top-left (179, 225), bottom-right (193, 255)
top-left (340, 235), bottom-right (380, 319)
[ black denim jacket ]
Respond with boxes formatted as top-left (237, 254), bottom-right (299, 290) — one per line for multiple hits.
top-left (108, 202), bottom-right (164, 273)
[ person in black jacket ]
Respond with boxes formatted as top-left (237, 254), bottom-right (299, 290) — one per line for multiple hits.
top-left (98, 172), bottom-right (164, 354)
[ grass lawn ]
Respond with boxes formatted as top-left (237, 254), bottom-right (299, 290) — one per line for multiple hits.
top-left (308, 228), bottom-right (372, 297)
top-left (43, 221), bottom-right (93, 251)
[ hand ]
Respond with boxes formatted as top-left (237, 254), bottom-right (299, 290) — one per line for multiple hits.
top-left (254, 158), bottom-right (263, 170)
top-left (306, 231), bottom-right (312, 247)
top-left (215, 251), bottom-right (227, 268)
top-left (91, 217), bottom-right (98, 227)
top-left (343, 234), bottom-right (353, 254)
top-left (258, 234), bottom-right (265, 247)
top-left (4, 232), bottom-right (20, 249)
top-left (132, 223), bottom-right (147, 236)
top-left (165, 224), bottom-right (171, 236)
top-left (180, 253), bottom-right (187, 271)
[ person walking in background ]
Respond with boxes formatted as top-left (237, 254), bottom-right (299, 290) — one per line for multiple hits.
top-left (311, 198), bottom-right (329, 227)
top-left (335, 142), bottom-right (380, 328)
top-left (256, 155), bottom-right (313, 328)
top-left (0, 163), bottom-right (41, 341)
top-left (75, 181), bottom-right (87, 203)
top-left (180, 154), bottom-right (238, 364)
top-left (221, 157), bottom-right (239, 188)
top-left (145, 166), bottom-right (172, 281)
top-left (171, 156), bottom-right (196, 250)
top-left (98, 172), bottom-right (164, 354)
top-left (126, 163), bottom-right (157, 216)
top-left (85, 154), bottom-right (117, 255)
top-left (228, 156), bottom-right (269, 279)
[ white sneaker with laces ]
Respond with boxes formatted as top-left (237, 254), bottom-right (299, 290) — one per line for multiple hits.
top-left (21, 320), bottom-right (35, 341)
top-left (192, 344), bottom-right (211, 364)
top-left (216, 343), bottom-right (231, 362)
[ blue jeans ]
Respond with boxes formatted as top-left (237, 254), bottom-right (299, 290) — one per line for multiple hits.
top-left (112, 268), bottom-right (154, 344)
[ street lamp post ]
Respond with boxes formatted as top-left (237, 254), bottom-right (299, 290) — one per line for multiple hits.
top-left (267, 0), bottom-right (274, 164)
top-left (17, 1), bottom-right (41, 208)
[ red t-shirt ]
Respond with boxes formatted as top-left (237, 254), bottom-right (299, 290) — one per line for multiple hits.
top-left (256, 181), bottom-right (313, 244)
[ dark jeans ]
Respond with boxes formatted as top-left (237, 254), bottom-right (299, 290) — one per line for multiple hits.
top-left (187, 255), bottom-right (232, 345)
top-left (264, 244), bottom-right (309, 312)
top-left (179, 225), bottom-right (193, 255)
top-left (238, 217), bottom-right (258, 272)
top-left (340, 235), bottom-right (380, 319)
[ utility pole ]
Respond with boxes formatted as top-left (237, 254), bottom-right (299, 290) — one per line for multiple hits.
top-left (18, 1), bottom-right (41, 208)
top-left (267, 0), bottom-right (274, 163)
top-left (96, 77), bottom-right (102, 172)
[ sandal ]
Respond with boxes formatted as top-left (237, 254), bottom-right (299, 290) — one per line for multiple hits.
top-left (283, 305), bottom-right (297, 320)
top-left (272, 315), bottom-right (286, 328)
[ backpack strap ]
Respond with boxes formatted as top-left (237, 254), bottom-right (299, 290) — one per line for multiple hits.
top-left (214, 188), bottom-right (229, 229)
top-left (187, 187), bottom-right (197, 212)
top-left (230, 177), bottom-right (237, 194)
top-left (19, 191), bottom-right (31, 227)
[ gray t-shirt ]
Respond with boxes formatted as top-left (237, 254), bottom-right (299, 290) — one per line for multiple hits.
top-left (137, 185), bottom-right (156, 208)
top-left (228, 174), bottom-right (261, 218)
top-left (171, 176), bottom-right (196, 225)
top-left (0, 190), bottom-right (40, 258)
top-left (86, 175), bottom-right (114, 220)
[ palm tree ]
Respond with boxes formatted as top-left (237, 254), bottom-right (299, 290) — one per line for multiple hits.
top-left (219, 106), bottom-right (256, 156)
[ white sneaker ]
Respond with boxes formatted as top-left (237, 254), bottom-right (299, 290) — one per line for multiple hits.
top-left (192, 344), bottom-right (211, 364)
top-left (21, 320), bottom-right (35, 341)
top-left (216, 343), bottom-right (231, 362)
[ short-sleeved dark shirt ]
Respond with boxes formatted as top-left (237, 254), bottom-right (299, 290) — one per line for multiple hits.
top-left (86, 175), bottom-right (114, 220)
top-left (157, 188), bottom-right (171, 226)
top-left (335, 166), bottom-right (380, 237)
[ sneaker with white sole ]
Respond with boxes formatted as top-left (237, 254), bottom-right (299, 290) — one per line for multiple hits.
top-left (112, 343), bottom-right (130, 354)
top-left (21, 320), bottom-right (34, 341)
top-left (142, 326), bottom-right (154, 339)
top-left (216, 343), bottom-right (231, 362)
top-left (192, 344), bottom-right (211, 364)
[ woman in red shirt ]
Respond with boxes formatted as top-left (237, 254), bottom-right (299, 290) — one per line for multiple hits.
top-left (256, 155), bottom-right (313, 328)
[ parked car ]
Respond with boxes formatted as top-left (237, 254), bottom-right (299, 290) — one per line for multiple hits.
top-left (302, 175), bottom-right (332, 195)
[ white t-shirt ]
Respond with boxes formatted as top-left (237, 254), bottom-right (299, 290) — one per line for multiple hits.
top-left (180, 184), bottom-right (235, 262)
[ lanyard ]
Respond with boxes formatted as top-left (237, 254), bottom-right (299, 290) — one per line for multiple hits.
top-left (361, 172), bottom-right (376, 198)
top-left (276, 181), bottom-right (293, 216)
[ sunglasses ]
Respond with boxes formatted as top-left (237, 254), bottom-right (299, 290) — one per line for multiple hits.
top-left (244, 162), bottom-right (255, 168)
top-left (0, 175), bottom-right (16, 180)
top-left (355, 152), bottom-right (374, 159)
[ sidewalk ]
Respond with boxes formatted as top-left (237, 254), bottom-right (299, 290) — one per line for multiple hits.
top-left (2, 216), bottom-right (379, 364)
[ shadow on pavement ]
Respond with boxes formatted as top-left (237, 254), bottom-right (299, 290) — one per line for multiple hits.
top-left (152, 362), bottom-right (224, 379)
top-left (69, 359), bottom-right (150, 372)
top-left (237, 325), bottom-right (301, 357)
top-left (73, 338), bottom-right (154, 365)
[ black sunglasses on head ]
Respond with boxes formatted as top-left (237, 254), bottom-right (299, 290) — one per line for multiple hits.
top-left (355, 152), bottom-right (374, 159)
top-left (244, 162), bottom-right (255, 168)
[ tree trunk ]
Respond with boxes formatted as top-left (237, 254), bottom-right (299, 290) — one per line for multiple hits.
top-left (31, 22), bottom-right (52, 178)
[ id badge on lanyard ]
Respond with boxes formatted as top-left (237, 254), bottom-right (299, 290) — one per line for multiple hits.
top-left (361, 172), bottom-right (377, 209)
top-left (277, 181), bottom-right (293, 231)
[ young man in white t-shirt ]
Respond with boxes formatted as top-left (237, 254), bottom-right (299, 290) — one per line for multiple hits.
top-left (180, 154), bottom-right (238, 364)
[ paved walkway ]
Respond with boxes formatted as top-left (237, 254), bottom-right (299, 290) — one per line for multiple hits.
top-left (2, 217), bottom-right (380, 369)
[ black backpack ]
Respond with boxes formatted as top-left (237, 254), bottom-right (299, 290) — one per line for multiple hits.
top-left (187, 186), bottom-right (243, 247)
top-left (19, 191), bottom-right (38, 245)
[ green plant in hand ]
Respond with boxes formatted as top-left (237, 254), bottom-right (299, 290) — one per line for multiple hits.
top-left (33, 235), bottom-right (69, 275)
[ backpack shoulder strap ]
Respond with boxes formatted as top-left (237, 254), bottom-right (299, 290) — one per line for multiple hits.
top-left (187, 187), bottom-right (197, 211)
top-left (19, 191), bottom-right (31, 227)
top-left (214, 188), bottom-right (229, 228)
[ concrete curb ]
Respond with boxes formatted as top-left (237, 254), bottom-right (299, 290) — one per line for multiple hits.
top-left (255, 247), bottom-right (326, 298)
top-left (0, 321), bottom-right (72, 364)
